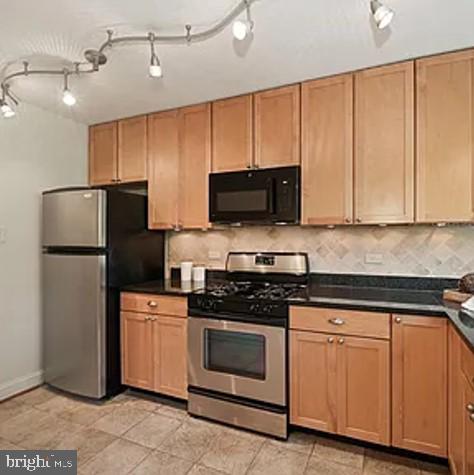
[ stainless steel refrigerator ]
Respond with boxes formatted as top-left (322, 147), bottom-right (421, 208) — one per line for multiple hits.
top-left (42, 187), bottom-right (164, 399)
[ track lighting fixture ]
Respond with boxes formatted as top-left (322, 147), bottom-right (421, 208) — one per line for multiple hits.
top-left (370, 0), bottom-right (394, 30)
top-left (233, 0), bottom-right (253, 40)
top-left (148, 33), bottom-right (163, 78)
top-left (0, 0), bottom-right (262, 114)
top-left (62, 71), bottom-right (76, 106)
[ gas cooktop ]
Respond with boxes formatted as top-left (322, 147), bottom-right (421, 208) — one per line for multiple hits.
top-left (197, 281), bottom-right (306, 300)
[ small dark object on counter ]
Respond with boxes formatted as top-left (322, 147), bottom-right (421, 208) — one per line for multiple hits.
top-left (459, 273), bottom-right (474, 294)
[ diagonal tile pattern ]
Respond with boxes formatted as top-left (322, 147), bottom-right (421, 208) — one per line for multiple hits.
top-left (0, 386), bottom-right (450, 474)
top-left (168, 225), bottom-right (474, 277)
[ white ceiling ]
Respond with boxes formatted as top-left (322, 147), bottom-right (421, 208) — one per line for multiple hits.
top-left (1, 0), bottom-right (474, 125)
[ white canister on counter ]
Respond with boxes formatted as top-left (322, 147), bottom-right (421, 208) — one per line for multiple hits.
top-left (192, 266), bottom-right (206, 283)
top-left (180, 261), bottom-right (193, 282)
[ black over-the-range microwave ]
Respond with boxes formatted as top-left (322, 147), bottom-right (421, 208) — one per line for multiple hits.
top-left (209, 166), bottom-right (300, 225)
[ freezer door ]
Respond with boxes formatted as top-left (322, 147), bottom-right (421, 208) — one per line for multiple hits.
top-left (42, 189), bottom-right (106, 248)
top-left (42, 253), bottom-right (107, 398)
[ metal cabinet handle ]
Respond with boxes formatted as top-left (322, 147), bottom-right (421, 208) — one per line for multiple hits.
top-left (147, 300), bottom-right (158, 308)
top-left (328, 318), bottom-right (345, 326)
top-left (345, 218), bottom-right (351, 224)
top-left (144, 316), bottom-right (151, 321)
top-left (338, 338), bottom-right (345, 345)
top-left (327, 337), bottom-right (334, 344)
top-left (395, 317), bottom-right (402, 323)
top-left (356, 218), bottom-right (362, 223)
top-left (467, 403), bottom-right (474, 414)
top-left (471, 414), bottom-right (474, 423)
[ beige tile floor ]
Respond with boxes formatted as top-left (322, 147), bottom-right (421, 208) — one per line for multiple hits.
top-left (0, 387), bottom-right (450, 475)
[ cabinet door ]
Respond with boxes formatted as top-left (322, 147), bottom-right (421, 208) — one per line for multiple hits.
top-left (153, 315), bottom-right (187, 399)
top-left (290, 331), bottom-right (337, 433)
top-left (118, 115), bottom-right (147, 183)
top-left (301, 75), bottom-right (353, 225)
top-left (392, 315), bottom-right (448, 456)
top-left (147, 110), bottom-right (180, 230)
top-left (449, 325), bottom-right (464, 475)
top-left (179, 104), bottom-right (211, 229)
top-left (120, 312), bottom-right (154, 390)
top-left (89, 122), bottom-right (118, 185)
top-left (354, 62), bottom-right (414, 224)
top-left (212, 95), bottom-right (253, 172)
top-left (336, 336), bottom-right (390, 445)
top-left (463, 377), bottom-right (474, 475)
top-left (416, 50), bottom-right (474, 223)
top-left (254, 85), bottom-right (301, 168)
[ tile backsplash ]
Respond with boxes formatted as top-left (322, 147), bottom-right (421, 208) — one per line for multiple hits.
top-left (167, 225), bottom-right (474, 278)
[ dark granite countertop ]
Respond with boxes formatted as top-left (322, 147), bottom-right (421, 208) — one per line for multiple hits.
top-left (122, 273), bottom-right (474, 350)
top-left (122, 279), bottom-right (206, 296)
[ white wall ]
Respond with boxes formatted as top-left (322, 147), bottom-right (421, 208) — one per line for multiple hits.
top-left (0, 103), bottom-right (87, 400)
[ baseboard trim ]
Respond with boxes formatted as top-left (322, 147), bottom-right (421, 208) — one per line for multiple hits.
top-left (0, 371), bottom-right (44, 401)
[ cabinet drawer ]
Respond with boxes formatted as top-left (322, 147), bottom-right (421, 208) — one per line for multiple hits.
top-left (461, 336), bottom-right (474, 389)
top-left (121, 292), bottom-right (187, 317)
top-left (290, 306), bottom-right (390, 339)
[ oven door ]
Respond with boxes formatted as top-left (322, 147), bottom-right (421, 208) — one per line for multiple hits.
top-left (188, 316), bottom-right (286, 406)
top-left (209, 169), bottom-right (275, 223)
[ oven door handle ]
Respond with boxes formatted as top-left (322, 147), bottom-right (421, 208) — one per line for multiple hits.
top-left (188, 309), bottom-right (286, 328)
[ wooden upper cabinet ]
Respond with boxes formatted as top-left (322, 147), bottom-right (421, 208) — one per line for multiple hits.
top-left (354, 62), bottom-right (414, 224)
top-left (392, 315), bottom-right (448, 457)
top-left (416, 50), bottom-right (474, 223)
top-left (120, 311), bottom-right (154, 390)
top-left (179, 104), bottom-right (211, 229)
top-left (301, 75), bottom-right (353, 225)
top-left (254, 84), bottom-right (301, 168)
top-left (336, 336), bottom-right (390, 445)
top-left (212, 95), bottom-right (253, 172)
top-left (118, 115), bottom-right (147, 183)
top-left (290, 330), bottom-right (336, 433)
top-left (153, 315), bottom-right (187, 399)
top-left (147, 110), bottom-right (180, 230)
top-left (89, 121), bottom-right (118, 185)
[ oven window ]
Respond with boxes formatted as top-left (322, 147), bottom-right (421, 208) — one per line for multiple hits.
top-left (204, 329), bottom-right (266, 380)
top-left (216, 190), bottom-right (268, 212)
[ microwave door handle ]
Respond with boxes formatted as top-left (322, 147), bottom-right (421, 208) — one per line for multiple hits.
top-left (267, 179), bottom-right (275, 214)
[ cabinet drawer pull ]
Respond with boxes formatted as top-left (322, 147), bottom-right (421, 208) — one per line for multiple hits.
top-left (327, 337), bottom-right (334, 344)
top-left (338, 338), bottom-right (345, 345)
top-left (467, 403), bottom-right (474, 414)
top-left (147, 300), bottom-right (158, 308)
top-left (144, 316), bottom-right (152, 321)
top-left (328, 318), bottom-right (345, 326)
top-left (471, 414), bottom-right (474, 423)
top-left (395, 317), bottom-right (402, 324)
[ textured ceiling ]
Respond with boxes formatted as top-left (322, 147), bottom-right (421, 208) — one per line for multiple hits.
top-left (1, 0), bottom-right (474, 125)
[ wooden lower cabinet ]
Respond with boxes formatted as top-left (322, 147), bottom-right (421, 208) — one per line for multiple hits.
top-left (392, 315), bottom-right (448, 457)
top-left (290, 330), bottom-right (390, 444)
top-left (153, 316), bottom-right (187, 399)
top-left (290, 331), bottom-right (337, 433)
top-left (463, 378), bottom-right (474, 475)
top-left (121, 312), bottom-right (154, 390)
top-left (120, 310), bottom-right (187, 400)
top-left (337, 336), bottom-right (390, 444)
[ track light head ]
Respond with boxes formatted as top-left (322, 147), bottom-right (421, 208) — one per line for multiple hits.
top-left (0, 101), bottom-right (15, 118)
top-left (233, 0), bottom-right (253, 40)
top-left (62, 71), bottom-right (76, 106)
top-left (232, 19), bottom-right (253, 40)
top-left (148, 34), bottom-right (163, 78)
top-left (370, 0), bottom-right (394, 29)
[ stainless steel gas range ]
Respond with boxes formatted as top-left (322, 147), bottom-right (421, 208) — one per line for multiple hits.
top-left (187, 252), bottom-right (309, 439)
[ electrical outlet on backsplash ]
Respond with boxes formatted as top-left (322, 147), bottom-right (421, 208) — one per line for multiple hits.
top-left (167, 224), bottom-right (474, 278)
